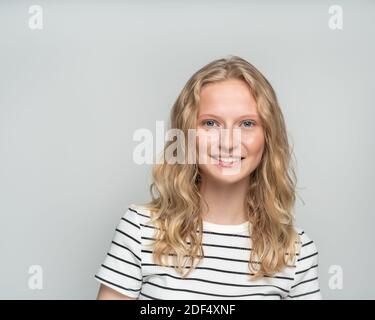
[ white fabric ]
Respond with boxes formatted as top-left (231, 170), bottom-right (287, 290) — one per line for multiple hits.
top-left (95, 204), bottom-right (322, 300)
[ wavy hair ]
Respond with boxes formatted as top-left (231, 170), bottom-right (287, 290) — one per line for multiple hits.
top-left (139, 55), bottom-right (301, 280)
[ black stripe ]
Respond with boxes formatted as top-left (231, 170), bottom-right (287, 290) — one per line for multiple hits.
top-left (199, 230), bottom-right (251, 238)
top-left (295, 264), bottom-right (318, 275)
top-left (128, 207), bottom-right (150, 219)
top-left (141, 222), bottom-right (304, 239)
top-left (297, 251), bottom-right (318, 262)
top-left (142, 237), bottom-right (298, 256)
top-left (94, 275), bottom-right (140, 293)
top-left (111, 241), bottom-right (141, 262)
top-left (141, 249), bottom-right (259, 264)
top-left (143, 280), bottom-right (283, 298)
top-left (140, 222), bottom-right (251, 238)
top-left (199, 242), bottom-right (252, 251)
top-left (141, 236), bottom-right (251, 252)
top-left (265, 274), bottom-right (294, 281)
top-left (302, 240), bottom-right (313, 247)
top-left (101, 264), bottom-right (142, 282)
top-left (287, 288), bottom-right (320, 299)
top-left (115, 228), bottom-right (141, 245)
top-left (141, 263), bottom-right (294, 281)
top-left (291, 276), bottom-right (318, 289)
top-left (142, 234), bottom-right (298, 257)
top-left (121, 217), bottom-right (140, 229)
top-left (107, 252), bottom-right (141, 269)
top-left (141, 223), bottom-right (157, 230)
top-left (286, 252), bottom-right (300, 257)
top-left (139, 291), bottom-right (159, 300)
top-left (133, 207), bottom-right (304, 239)
top-left (141, 249), bottom-right (296, 267)
top-left (142, 272), bottom-right (289, 293)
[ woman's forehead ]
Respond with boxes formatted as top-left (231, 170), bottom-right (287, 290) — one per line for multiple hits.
top-left (198, 80), bottom-right (257, 115)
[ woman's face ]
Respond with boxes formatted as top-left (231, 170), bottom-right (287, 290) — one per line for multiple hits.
top-left (196, 78), bottom-right (265, 185)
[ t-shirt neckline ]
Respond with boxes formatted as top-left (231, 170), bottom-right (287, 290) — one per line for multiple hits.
top-left (202, 219), bottom-right (250, 233)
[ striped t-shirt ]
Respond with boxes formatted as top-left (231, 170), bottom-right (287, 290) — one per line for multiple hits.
top-left (94, 204), bottom-right (322, 300)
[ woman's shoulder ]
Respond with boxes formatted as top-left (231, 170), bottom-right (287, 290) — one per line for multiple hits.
top-left (122, 203), bottom-right (154, 227)
top-left (115, 203), bottom-right (156, 242)
top-left (292, 225), bottom-right (319, 262)
top-left (287, 225), bottom-right (322, 299)
top-left (127, 203), bottom-right (151, 215)
top-left (293, 225), bottom-right (317, 245)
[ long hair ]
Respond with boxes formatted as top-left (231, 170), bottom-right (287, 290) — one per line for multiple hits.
top-left (139, 55), bottom-right (300, 280)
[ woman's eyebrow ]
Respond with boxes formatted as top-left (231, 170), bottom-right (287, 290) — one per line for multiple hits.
top-left (198, 113), bottom-right (259, 120)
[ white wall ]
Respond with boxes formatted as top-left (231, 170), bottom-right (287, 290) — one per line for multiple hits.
top-left (0, 0), bottom-right (374, 299)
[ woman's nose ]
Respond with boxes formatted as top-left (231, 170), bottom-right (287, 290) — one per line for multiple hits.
top-left (219, 127), bottom-right (241, 155)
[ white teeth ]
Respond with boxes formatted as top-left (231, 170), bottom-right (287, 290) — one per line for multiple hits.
top-left (222, 158), bottom-right (240, 162)
top-left (212, 157), bottom-right (242, 162)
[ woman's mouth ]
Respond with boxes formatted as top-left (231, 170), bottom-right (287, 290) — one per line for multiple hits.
top-left (210, 156), bottom-right (245, 168)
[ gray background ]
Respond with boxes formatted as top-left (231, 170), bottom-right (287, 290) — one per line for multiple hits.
top-left (0, 0), bottom-right (374, 299)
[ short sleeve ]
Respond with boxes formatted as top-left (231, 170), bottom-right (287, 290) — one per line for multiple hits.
top-left (286, 229), bottom-right (322, 300)
top-left (94, 206), bottom-right (142, 298)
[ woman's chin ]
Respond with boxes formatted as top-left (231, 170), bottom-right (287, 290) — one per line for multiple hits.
top-left (204, 167), bottom-right (248, 184)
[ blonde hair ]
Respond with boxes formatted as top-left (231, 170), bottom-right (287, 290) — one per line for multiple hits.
top-left (140, 55), bottom-right (300, 280)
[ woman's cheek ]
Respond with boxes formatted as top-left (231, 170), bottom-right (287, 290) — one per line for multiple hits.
top-left (242, 130), bottom-right (265, 151)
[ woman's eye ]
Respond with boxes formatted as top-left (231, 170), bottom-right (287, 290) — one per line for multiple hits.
top-left (201, 119), bottom-right (255, 128)
top-left (241, 120), bottom-right (255, 128)
top-left (202, 120), bottom-right (218, 127)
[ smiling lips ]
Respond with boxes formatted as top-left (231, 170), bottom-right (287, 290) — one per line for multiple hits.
top-left (210, 155), bottom-right (245, 167)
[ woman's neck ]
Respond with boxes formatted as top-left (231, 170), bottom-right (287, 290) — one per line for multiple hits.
top-left (199, 177), bottom-right (249, 225)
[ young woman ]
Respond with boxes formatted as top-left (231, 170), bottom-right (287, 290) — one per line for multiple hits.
top-left (95, 55), bottom-right (322, 300)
